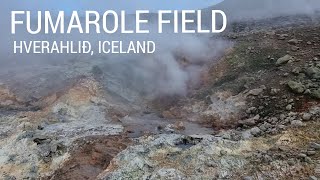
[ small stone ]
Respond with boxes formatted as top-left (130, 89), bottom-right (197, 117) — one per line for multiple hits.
top-left (243, 176), bottom-right (253, 180)
top-left (248, 88), bottom-right (264, 96)
top-left (276, 55), bottom-right (293, 66)
top-left (0, 100), bottom-right (14, 106)
top-left (259, 122), bottom-right (272, 131)
top-left (286, 104), bottom-right (293, 111)
top-left (310, 142), bottom-right (320, 150)
top-left (309, 176), bottom-right (318, 180)
top-left (278, 34), bottom-right (288, 40)
top-left (291, 120), bottom-right (304, 127)
top-left (305, 156), bottom-right (313, 163)
top-left (307, 151), bottom-right (317, 156)
top-left (288, 158), bottom-right (295, 165)
top-left (305, 89), bottom-right (312, 95)
top-left (292, 67), bottom-right (301, 75)
top-left (205, 161), bottom-right (217, 167)
top-left (250, 127), bottom-right (261, 136)
top-left (220, 150), bottom-right (227, 156)
top-left (242, 130), bottom-right (253, 140)
top-left (311, 89), bottom-right (320, 99)
top-left (246, 107), bottom-right (257, 114)
top-left (302, 113), bottom-right (312, 121)
top-left (270, 117), bottom-right (278, 123)
top-left (306, 67), bottom-right (320, 79)
top-left (29, 165), bottom-right (38, 173)
top-left (291, 46), bottom-right (299, 52)
top-left (270, 88), bottom-right (280, 95)
top-left (287, 81), bottom-right (305, 94)
top-left (280, 114), bottom-right (286, 120)
top-left (164, 124), bottom-right (175, 133)
top-left (288, 39), bottom-right (299, 45)
top-left (240, 115), bottom-right (259, 126)
top-left (173, 121), bottom-right (185, 131)
top-left (307, 41), bottom-right (312, 45)
top-left (298, 153), bottom-right (307, 158)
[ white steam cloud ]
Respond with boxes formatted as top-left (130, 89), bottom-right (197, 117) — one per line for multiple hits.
top-left (1, 0), bottom-right (320, 101)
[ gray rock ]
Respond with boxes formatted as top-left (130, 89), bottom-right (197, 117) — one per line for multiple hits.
top-left (150, 168), bottom-right (185, 180)
top-left (259, 122), bottom-right (272, 132)
top-left (240, 116), bottom-right (259, 126)
top-left (291, 120), bottom-right (305, 127)
top-left (278, 34), bottom-right (288, 40)
top-left (302, 113), bottom-right (312, 121)
top-left (280, 114), bottom-right (286, 120)
top-left (310, 107), bottom-right (320, 115)
top-left (305, 89), bottom-right (312, 95)
top-left (246, 107), bottom-right (257, 114)
top-left (250, 127), bottom-right (261, 136)
top-left (288, 39), bottom-right (299, 45)
top-left (242, 130), bottom-right (253, 140)
top-left (276, 55), bottom-right (293, 66)
top-left (247, 88), bottom-right (264, 96)
top-left (309, 176), bottom-right (318, 180)
top-left (292, 67), bottom-right (301, 75)
top-left (270, 88), bottom-right (280, 95)
top-left (310, 142), bottom-right (320, 150)
top-left (286, 104), bottom-right (293, 111)
top-left (291, 46), bottom-right (299, 52)
top-left (220, 150), bottom-right (228, 156)
top-left (287, 159), bottom-right (295, 165)
top-left (311, 89), bottom-right (320, 99)
top-left (306, 67), bottom-right (320, 79)
top-left (269, 117), bottom-right (278, 123)
top-left (243, 176), bottom-right (253, 180)
top-left (287, 81), bottom-right (305, 94)
top-left (307, 151), bottom-right (316, 156)
top-left (298, 153), bottom-right (307, 158)
top-left (98, 134), bottom-right (250, 179)
top-left (277, 125), bottom-right (286, 130)
top-left (305, 156), bottom-right (313, 163)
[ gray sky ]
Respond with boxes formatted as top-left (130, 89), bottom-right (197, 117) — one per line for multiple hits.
top-left (5, 0), bottom-right (223, 13)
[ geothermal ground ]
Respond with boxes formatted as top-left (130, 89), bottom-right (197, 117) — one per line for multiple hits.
top-left (1, 14), bottom-right (320, 180)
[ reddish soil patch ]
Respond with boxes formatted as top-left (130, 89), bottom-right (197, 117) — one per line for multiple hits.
top-left (44, 136), bottom-right (131, 180)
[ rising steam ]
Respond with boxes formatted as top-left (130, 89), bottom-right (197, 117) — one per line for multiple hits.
top-left (1, 0), bottom-right (320, 101)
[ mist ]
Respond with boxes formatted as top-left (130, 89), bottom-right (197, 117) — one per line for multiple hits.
top-left (0, 8), bottom-right (230, 101)
top-left (212, 0), bottom-right (320, 22)
top-left (1, 0), bottom-right (320, 102)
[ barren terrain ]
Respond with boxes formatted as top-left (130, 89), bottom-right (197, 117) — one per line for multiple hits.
top-left (1, 3), bottom-right (320, 180)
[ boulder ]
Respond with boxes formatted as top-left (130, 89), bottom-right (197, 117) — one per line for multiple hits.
top-left (287, 81), bottom-right (305, 94)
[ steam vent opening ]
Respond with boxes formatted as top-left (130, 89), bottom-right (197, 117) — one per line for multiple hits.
top-left (2, 0), bottom-right (320, 179)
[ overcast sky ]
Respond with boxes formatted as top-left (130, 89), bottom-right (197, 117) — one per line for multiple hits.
top-left (4, 0), bottom-right (223, 13)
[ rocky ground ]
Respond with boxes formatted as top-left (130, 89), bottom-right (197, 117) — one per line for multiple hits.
top-left (1, 14), bottom-right (320, 180)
